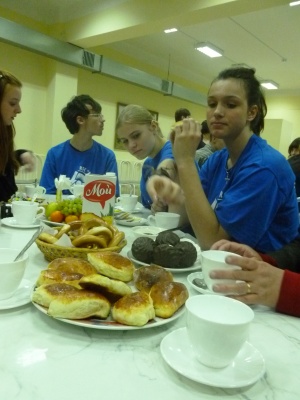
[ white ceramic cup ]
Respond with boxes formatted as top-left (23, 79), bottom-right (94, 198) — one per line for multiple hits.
top-left (70, 184), bottom-right (85, 197)
top-left (201, 250), bottom-right (242, 292)
top-left (147, 212), bottom-right (180, 229)
top-left (186, 295), bottom-right (254, 368)
top-left (0, 249), bottom-right (28, 300)
top-left (12, 200), bottom-right (45, 225)
top-left (25, 185), bottom-right (46, 198)
top-left (116, 194), bottom-right (138, 212)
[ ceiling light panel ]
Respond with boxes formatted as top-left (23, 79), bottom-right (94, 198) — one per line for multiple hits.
top-left (195, 42), bottom-right (223, 58)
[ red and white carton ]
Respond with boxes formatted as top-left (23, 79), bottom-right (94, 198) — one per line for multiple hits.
top-left (82, 174), bottom-right (116, 224)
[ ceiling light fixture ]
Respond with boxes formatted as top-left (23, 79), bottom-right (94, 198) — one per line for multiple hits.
top-left (289, 1), bottom-right (300, 6)
top-left (195, 42), bottom-right (223, 58)
top-left (260, 80), bottom-right (279, 90)
top-left (164, 28), bottom-right (178, 33)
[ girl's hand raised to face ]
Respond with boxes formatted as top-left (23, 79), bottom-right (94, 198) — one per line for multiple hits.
top-left (170, 118), bottom-right (202, 162)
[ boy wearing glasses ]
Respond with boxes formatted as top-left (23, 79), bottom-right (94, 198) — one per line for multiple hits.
top-left (40, 94), bottom-right (119, 195)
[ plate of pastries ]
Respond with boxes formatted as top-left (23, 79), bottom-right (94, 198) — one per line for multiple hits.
top-left (128, 231), bottom-right (201, 273)
top-left (31, 252), bottom-right (189, 330)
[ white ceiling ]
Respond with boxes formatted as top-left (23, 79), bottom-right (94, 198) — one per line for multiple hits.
top-left (0, 0), bottom-right (299, 97)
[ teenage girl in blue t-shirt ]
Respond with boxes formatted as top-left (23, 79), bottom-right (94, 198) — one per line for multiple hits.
top-left (146, 67), bottom-right (299, 253)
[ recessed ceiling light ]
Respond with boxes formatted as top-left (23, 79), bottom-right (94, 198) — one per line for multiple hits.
top-left (164, 28), bottom-right (178, 33)
top-left (195, 42), bottom-right (223, 58)
top-left (261, 81), bottom-right (279, 90)
top-left (290, 1), bottom-right (300, 6)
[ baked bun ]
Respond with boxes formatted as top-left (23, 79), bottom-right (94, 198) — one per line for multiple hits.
top-left (87, 252), bottom-right (135, 282)
top-left (47, 289), bottom-right (111, 319)
top-left (36, 269), bottom-right (83, 288)
top-left (79, 274), bottom-right (132, 302)
top-left (133, 264), bottom-right (173, 293)
top-left (32, 283), bottom-right (79, 307)
top-left (131, 237), bottom-right (155, 264)
top-left (112, 291), bottom-right (155, 326)
top-left (47, 257), bottom-right (98, 276)
top-left (149, 281), bottom-right (189, 318)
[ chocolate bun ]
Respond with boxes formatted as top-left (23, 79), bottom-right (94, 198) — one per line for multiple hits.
top-left (131, 237), bottom-right (155, 264)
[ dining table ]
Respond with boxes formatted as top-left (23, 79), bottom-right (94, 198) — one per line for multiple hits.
top-left (1, 206), bottom-right (300, 400)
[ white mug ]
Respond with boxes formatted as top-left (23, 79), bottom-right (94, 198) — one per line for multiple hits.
top-left (186, 295), bottom-right (254, 368)
top-left (116, 194), bottom-right (138, 212)
top-left (25, 185), bottom-right (46, 198)
top-left (0, 249), bottom-right (28, 300)
top-left (70, 184), bottom-right (85, 197)
top-left (147, 212), bottom-right (180, 229)
top-left (201, 250), bottom-right (242, 292)
top-left (12, 200), bottom-right (45, 225)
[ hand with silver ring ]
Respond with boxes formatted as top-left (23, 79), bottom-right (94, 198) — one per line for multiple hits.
top-left (246, 282), bottom-right (251, 294)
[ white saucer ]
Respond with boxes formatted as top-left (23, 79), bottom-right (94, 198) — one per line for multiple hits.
top-left (1, 217), bottom-right (41, 229)
top-left (160, 328), bottom-right (265, 388)
top-left (0, 279), bottom-right (32, 310)
top-left (187, 272), bottom-right (216, 294)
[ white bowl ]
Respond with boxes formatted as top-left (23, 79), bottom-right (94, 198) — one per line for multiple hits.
top-left (0, 248), bottom-right (28, 300)
top-left (131, 226), bottom-right (165, 240)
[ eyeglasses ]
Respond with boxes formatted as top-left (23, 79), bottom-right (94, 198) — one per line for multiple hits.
top-left (89, 113), bottom-right (103, 118)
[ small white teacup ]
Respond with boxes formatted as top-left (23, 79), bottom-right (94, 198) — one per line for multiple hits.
top-left (186, 295), bottom-right (254, 368)
top-left (0, 249), bottom-right (28, 300)
top-left (70, 184), bottom-right (85, 197)
top-left (116, 194), bottom-right (138, 212)
top-left (201, 250), bottom-right (242, 293)
top-left (12, 200), bottom-right (45, 225)
top-left (25, 185), bottom-right (46, 198)
top-left (147, 212), bottom-right (180, 229)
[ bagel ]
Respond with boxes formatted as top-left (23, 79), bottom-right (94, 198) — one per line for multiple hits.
top-left (55, 224), bottom-right (71, 239)
top-left (38, 232), bottom-right (58, 244)
top-left (72, 234), bottom-right (107, 249)
top-left (86, 226), bottom-right (112, 240)
top-left (108, 231), bottom-right (125, 248)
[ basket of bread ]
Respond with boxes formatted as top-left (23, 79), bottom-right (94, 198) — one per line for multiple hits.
top-left (36, 213), bottom-right (126, 261)
top-left (31, 253), bottom-right (189, 328)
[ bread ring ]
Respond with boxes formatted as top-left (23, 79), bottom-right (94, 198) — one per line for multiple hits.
top-left (108, 231), bottom-right (125, 248)
top-left (72, 234), bottom-right (107, 248)
top-left (55, 224), bottom-right (71, 239)
top-left (38, 232), bottom-right (58, 244)
top-left (86, 226), bottom-right (113, 240)
top-left (82, 217), bottom-right (106, 230)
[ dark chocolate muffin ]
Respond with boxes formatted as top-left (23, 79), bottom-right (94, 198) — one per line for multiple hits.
top-left (153, 241), bottom-right (197, 269)
top-left (155, 231), bottom-right (180, 246)
top-left (175, 241), bottom-right (197, 268)
top-left (131, 237), bottom-right (155, 264)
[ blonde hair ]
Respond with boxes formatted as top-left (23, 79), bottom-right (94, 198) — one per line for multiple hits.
top-left (116, 104), bottom-right (163, 137)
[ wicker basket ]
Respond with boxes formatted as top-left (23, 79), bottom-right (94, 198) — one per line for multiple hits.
top-left (35, 238), bottom-right (127, 262)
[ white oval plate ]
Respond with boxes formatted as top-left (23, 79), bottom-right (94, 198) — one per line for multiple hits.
top-left (32, 299), bottom-right (185, 331)
top-left (115, 217), bottom-right (148, 227)
top-left (128, 239), bottom-right (202, 273)
top-left (1, 217), bottom-right (41, 229)
top-left (160, 327), bottom-right (265, 388)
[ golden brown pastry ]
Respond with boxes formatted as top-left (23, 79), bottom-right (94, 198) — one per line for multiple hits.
top-left (149, 281), bottom-right (189, 318)
top-left (36, 269), bottom-right (83, 288)
top-left (79, 273), bottom-right (132, 302)
top-left (47, 289), bottom-right (111, 319)
top-left (133, 264), bottom-right (173, 293)
top-left (112, 291), bottom-right (155, 326)
top-left (32, 283), bottom-right (79, 307)
top-left (87, 252), bottom-right (135, 282)
top-left (47, 257), bottom-right (98, 276)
